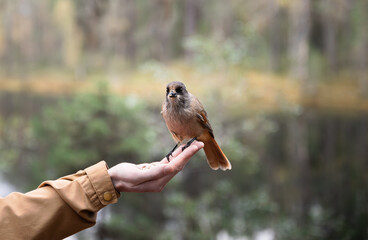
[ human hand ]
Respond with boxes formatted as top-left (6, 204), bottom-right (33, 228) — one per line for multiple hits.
top-left (108, 141), bottom-right (204, 192)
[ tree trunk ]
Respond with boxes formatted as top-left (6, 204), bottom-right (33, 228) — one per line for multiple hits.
top-left (321, 0), bottom-right (338, 72)
top-left (287, 115), bottom-right (310, 222)
top-left (269, 1), bottom-right (283, 72)
top-left (184, 0), bottom-right (197, 59)
top-left (356, 1), bottom-right (368, 97)
top-left (288, 0), bottom-right (311, 82)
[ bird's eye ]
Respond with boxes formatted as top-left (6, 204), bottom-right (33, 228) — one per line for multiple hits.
top-left (166, 87), bottom-right (169, 94)
top-left (176, 87), bottom-right (183, 93)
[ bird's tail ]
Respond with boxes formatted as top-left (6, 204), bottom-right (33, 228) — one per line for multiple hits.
top-left (203, 138), bottom-right (231, 171)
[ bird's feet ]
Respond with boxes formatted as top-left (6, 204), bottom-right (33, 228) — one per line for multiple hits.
top-left (181, 137), bottom-right (197, 151)
top-left (166, 144), bottom-right (178, 161)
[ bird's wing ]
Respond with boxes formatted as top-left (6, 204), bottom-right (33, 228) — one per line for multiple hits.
top-left (192, 97), bottom-right (214, 138)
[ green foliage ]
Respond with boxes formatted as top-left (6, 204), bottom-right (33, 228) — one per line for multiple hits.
top-left (182, 27), bottom-right (268, 71)
top-left (31, 83), bottom-right (156, 182)
top-left (157, 187), bottom-right (279, 239)
top-left (0, 117), bottom-right (35, 185)
top-left (183, 35), bottom-right (246, 71)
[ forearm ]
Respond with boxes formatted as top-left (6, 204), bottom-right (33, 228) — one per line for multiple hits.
top-left (0, 161), bottom-right (119, 240)
top-left (0, 141), bottom-right (203, 239)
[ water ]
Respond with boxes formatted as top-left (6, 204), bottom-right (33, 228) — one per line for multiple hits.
top-left (0, 173), bottom-right (17, 197)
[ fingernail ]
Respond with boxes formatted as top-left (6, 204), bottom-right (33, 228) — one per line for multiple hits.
top-left (196, 142), bottom-right (204, 148)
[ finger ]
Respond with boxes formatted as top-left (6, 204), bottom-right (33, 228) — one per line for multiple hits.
top-left (160, 140), bottom-right (203, 163)
top-left (164, 141), bottom-right (204, 174)
top-left (171, 143), bottom-right (186, 158)
top-left (160, 144), bottom-right (185, 163)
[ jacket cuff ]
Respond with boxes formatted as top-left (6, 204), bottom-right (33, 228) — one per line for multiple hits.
top-left (83, 161), bottom-right (120, 209)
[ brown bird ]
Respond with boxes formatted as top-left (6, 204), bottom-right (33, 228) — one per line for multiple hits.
top-left (161, 81), bottom-right (231, 171)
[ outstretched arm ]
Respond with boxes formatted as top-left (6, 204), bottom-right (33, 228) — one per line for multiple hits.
top-left (0, 141), bottom-right (203, 239)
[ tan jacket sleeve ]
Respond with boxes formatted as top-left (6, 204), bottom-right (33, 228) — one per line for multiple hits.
top-left (0, 161), bottom-right (120, 240)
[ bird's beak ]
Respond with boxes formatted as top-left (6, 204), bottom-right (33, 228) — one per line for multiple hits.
top-left (168, 91), bottom-right (177, 98)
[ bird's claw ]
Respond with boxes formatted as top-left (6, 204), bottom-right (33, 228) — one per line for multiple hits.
top-left (166, 143), bottom-right (179, 162)
top-left (181, 137), bottom-right (197, 151)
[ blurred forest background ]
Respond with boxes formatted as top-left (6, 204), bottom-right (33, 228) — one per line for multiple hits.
top-left (0, 0), bottom-right (367, 239)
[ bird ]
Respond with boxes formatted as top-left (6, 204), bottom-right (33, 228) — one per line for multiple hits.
top-left (161, 81), bottom-right (231, 171)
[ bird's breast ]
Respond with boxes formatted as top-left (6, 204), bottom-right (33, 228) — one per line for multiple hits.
top-left (163, 106), bottom-right (203, 139)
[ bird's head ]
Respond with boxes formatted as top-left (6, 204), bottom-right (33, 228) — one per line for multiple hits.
top-left (165, 81), bottom-right (189, 106)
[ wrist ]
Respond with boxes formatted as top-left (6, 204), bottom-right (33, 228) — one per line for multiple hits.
top-left (108, 168), bottom-right (118, 191)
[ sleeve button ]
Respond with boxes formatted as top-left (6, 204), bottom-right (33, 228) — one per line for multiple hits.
top-left (103, 192), bottom-right (113, 201)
